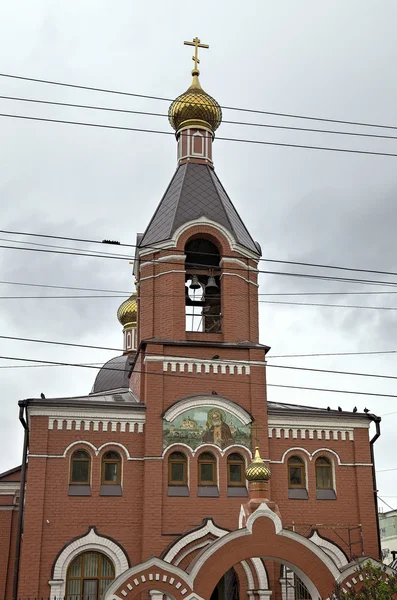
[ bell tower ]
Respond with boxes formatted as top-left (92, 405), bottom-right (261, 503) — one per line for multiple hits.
top-left (134, 38), bottom-right (262, 346)
top-left (130, 41), bottom-right (270, 532)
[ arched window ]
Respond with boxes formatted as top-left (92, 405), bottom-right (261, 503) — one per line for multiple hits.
top-left (101, 451), bottom-right (121, 485)
top-left (198, 452), bottom-right (217, 486)
top-left (70, 450), bottom-right (91, 485)
top-left (227, 453), bottom-right (245, 486)
top-left (185, 238), bottom-right (221, 333)
top-left (315, 457), bottom-right (333, 489)
top-left (66, 551), bottom-right (114, 600)
top-left (287, 455), bottom-right (305, 488)
top-left (168, 451), bottom-right (187, 485)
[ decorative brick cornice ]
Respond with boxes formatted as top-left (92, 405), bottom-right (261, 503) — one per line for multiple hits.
top-left (0, 482), bottom-right (20, 495)
top-left (145, 355), bottom-right (266, 377)
top-left (268, 414), bottom-right (368, 442)
top-left (28, 407), bottom-right (145, 433)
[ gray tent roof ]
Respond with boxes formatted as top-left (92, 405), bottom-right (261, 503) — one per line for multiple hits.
top-left (91, 354), bottom-right (132, 394)
top-left (139, 163), bottom-right (259, 254)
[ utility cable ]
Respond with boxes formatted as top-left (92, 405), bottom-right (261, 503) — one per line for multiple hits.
top-left (3, 241), bottom-right (397, 289)
top-left (4, 228), bottom-right (397, 282)
top-left (3, 294), bottom-right (397, 311)
top-left (1, 336), bottom-right (397, 383)
top-left (1, 71), bottom-right (397, 131)
top-left (3, 94), bottom-right (397, 142)
top-left (0, 353), bottom-right (396, 399)
top-left (4, 279), bottom-right (397, 297)
top-left (3, 112), bottom-right (397, 159)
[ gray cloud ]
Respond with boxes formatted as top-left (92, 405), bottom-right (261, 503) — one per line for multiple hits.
top-left (0, 0), bottom-right (396, 508)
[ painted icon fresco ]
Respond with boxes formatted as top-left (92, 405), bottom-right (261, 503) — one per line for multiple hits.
top-left (163, 406), bottom-right (251, 450)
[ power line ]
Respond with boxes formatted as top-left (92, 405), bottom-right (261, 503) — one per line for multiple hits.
top-left (4, 228), bottom-right (397, 282)
top-left (0, 279), bottom-right (131, 294)
top-left (1, 335), bottom-right (397, 384)
top-left (4, 278), bottom-right (397, 298)
top-left (377, 496), bottom-right (396, 511)
top-left (269, 363), bottom-right (397, 382)
top-left (3, 93), bottom-right (397, 142)
top-left (0, 353), bottom-right (396, 399)
top-left (3, 240), bottom-right (397, 289)
top-left (377, 468), bottom-right (397, 473)
top-left (3, 111), bottom-right (397, 159)
top-left (3, 293), bottom-right (397, 311)
top-left (1, 71), bottom-right (397, 132)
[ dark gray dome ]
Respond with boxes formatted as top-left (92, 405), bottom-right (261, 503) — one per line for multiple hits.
top-left (91, 354), bottom-right (132, 394)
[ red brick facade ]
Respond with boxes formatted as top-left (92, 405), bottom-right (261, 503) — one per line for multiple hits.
top-left (0, 63), bottom-right (384, 600)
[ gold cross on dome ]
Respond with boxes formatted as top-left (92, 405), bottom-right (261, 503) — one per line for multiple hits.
top-left (184, 37), bottom-right (209, 73)
top-left (250, 422), bottom-right (265, 446)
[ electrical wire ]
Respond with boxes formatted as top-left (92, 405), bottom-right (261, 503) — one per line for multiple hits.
top-left (3, 94), bottom-right (397, 142)
top-left (3, 111), bottom-right (397, 159)
top-left (3, 228), bottom-right (397, 282)
top-left (1, 335), bottom-right (397, 383)
top-left (4, 278), bottom-right (397, 297)
top-left (3, 240), bottom-right (397, 290)
top-left (1, 71), bottom-right (397, 131)
top-left (0, 353), bottom-right (396, 399)
top-left (2, 293), bottom-right (397, 311)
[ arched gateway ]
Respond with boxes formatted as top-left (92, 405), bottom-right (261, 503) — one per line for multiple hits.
top-left (105, 503), bottom-right (344, 600)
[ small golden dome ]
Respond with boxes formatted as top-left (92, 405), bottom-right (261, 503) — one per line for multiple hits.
top-left (117, 293), bottom-right (137, 327)
top-left (168, 71), bottom-right (222, 135)
top-left (245, 447), bottom-right (271, 482)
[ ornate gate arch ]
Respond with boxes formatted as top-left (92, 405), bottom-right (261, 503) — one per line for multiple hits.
top-left (105, 504), bottom-right (345, 600)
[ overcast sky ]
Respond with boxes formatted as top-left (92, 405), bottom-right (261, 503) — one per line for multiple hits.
top-left (0, 0), bottom-right (397, 511)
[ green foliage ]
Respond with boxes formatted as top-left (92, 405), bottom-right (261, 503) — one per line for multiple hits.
top-left (333, 561), bottom-right (397, 599)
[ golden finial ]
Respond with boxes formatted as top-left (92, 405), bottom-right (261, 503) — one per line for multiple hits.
top-left (184, 37), bottom-right (209, 75)
top-left (245, 446), bottom-right (271, 482)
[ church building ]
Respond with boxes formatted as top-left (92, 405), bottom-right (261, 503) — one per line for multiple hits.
top-left (0, 38), bottom-right (385, 600)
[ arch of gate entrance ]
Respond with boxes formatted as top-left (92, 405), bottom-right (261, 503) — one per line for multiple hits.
top-left (105, 503), bottom-right (343, 600)
top-left (190, 503), bottom-right (340, 599)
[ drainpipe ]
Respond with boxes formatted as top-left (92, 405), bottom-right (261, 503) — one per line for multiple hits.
top-left (12, 400), bottom-right (29, 600)
top-left (369, 415), bottom-right (382, 560)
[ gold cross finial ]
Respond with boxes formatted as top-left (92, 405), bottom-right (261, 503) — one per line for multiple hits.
top-left (184, 37), bottom-right (209, 75)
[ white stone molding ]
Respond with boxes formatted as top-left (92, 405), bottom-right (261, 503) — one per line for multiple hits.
top-left (220, 257), bottom-right (258, 271)
top-left (105, 557), bottom-right (193, 600)
top-left (220, 272), bottom-right (259, 287)
top-left (241, 561), bottom-right (255, 589)
top-left (335, 557), bottom-right (396, 584)
top-left (162, 395), bottom-right (253, 425)
top-left (250, 558), bottom-right (269, 589)
top-left (50, 527), bottom-right (129, 599)
top-left (163, 519), bottom-right (229, 564)
top-left (140, 254), bottom-right (186, 269)
top-left (190, 502), bottom-right (340, 588)
top-left (28, 406), bottom-right (145, 433)
top-left (270, 446), bottom-right (372, 467)
top-left (162, 442), bottom-right (252, 459)
top-left (0, 482), bottom-right (21, 495)
top-left (140, 270), bottom-right (186, 283)
top-left (147, 356), bottom-right (265, 379)
top-left (309, 531), bottom-right (348, 569)
top-left (137, 217), bottom-right (259, 261)
top-left (268, 415), bottom-right (369, 443)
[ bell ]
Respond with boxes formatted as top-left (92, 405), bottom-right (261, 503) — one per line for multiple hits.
top-left (189, 275), bottom-right (201, 290)
top-left (205, 275), bottom-right (218, 290)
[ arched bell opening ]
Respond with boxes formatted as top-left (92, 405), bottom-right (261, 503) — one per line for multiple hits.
top-left (210, 567), bottom-right (239, 600)
top-left (184, 237), bottom-right (221, 333)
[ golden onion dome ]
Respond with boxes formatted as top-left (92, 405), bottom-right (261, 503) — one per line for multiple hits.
top-left (117, 293), bottom-right (137, 327)
top-left (168, 69), bottom-right (222, 135)
top-left (245, 447), bottom-right (271, 482)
